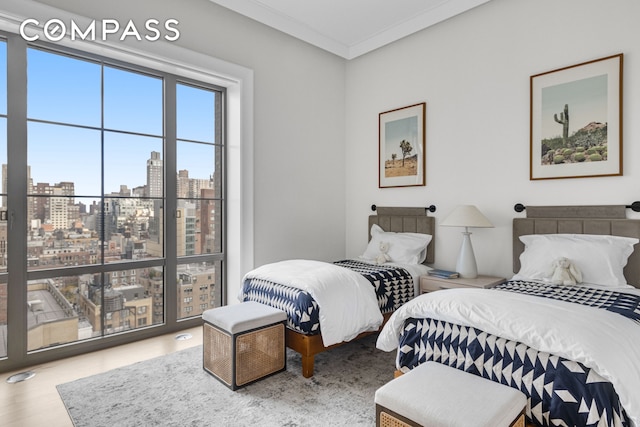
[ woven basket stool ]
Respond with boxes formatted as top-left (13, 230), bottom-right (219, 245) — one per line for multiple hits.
top-left (202, 301), bottom-right (287, 390)
top-left (375, 362), bottom-right (527, 427)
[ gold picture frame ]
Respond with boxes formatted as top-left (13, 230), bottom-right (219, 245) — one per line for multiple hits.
top-left (530, 53), bottom-right (623, 180)
top-left (379, 102), bottom-right (426, 188)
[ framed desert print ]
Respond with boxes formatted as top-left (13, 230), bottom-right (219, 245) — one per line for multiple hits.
top-left (379, 102), bottom-right (426, 188)
top-left (530, 53), bottom-right (623, 180)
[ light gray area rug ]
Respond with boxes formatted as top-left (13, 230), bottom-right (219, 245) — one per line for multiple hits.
top-left (57, 334), bottom-right (397, 426)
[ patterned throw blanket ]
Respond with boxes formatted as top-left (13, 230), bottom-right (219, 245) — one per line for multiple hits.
top-left (332, 260), bottom-right (413, 314)
top-left (494, 280), bottom-right (640, 324)
top-left (396, 280), bottom-right (632, 427)
top-left (241, 260), bottom-right (414, 335)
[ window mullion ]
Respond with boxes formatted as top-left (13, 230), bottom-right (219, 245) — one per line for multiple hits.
top-left (164, 75), bottom-right (177, 325)
top-left (6, 34), bottom-right (28, 359)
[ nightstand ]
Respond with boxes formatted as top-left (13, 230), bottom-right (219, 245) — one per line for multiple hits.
top-left (420, 274), bottom-right (506, 294)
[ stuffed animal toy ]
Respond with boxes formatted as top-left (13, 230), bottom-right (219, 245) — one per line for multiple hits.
top-left (375, 241), bottom-right (391, 265)
top-left (549, 257), bottom-right (582, 285)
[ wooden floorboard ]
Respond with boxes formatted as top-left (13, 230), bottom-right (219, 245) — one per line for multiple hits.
top-left (0, 326), bottom-right (542, 427)
top-left (0, 326), bottom-right (202, 427)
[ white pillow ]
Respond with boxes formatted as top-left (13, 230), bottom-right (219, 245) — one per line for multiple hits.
top-left (361, 224), bottom-right (432, 264)
top-left (513, 234), bottom-right (639, 288)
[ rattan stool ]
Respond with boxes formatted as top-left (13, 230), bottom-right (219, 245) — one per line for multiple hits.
top-left (202, 301), bottom-right (287, 390)
top-left (375, 362), bottom-right (527, 427)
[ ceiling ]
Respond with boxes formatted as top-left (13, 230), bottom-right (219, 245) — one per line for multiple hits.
top-left (208, 0), bottom-right (492, 60)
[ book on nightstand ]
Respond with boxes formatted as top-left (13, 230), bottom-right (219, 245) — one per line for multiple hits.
top-left (427, 269), bottom-right (460, 279)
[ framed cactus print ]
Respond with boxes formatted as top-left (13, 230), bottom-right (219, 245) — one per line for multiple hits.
top-left (379, 102), bottom-right (426, 188)
top-left (530, 53), bottom-right (623, 180)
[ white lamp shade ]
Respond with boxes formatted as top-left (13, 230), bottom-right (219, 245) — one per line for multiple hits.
top-left (440, 205), bottom-right (493, 228)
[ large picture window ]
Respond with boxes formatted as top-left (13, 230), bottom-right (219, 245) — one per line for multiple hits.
top-left (0, 35), bottom-right (224, 369)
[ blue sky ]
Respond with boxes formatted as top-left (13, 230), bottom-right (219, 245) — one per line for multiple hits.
top-left (1, 44), bottom-right (218, 199)
top-left (384, 116), bottom-right (418, 160)
top-left (540, 74), bottom-right (607, 140)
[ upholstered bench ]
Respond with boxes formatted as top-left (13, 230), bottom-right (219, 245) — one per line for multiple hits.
top-left (202, 301), bottom-right (287, 390)
top-left (375, 362), bottom-right (527, 427)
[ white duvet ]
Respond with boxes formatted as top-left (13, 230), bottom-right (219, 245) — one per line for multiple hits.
top-left (376, 286), bottom-right (640, 427)
top-left (242, 259), bottom-right (383, 347)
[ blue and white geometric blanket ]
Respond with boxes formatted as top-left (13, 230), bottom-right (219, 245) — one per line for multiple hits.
top-left (494, 280), bottom-right (640, 324)
top-left (333, 260), bottom-right (414, 314)
top-left (241, 259), bottom-right (414, 337)
top-left (377, 281), bottom-right (640, 427)
top-left (396, 317), bottom-right (628, 427)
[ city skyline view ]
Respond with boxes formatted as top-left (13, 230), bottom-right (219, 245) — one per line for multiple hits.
top-left (5, 47), bottom-right (218, 200)
top-left (0, 39), bottom-right (224, 359)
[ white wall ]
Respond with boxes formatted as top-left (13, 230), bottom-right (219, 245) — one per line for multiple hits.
top-left (157, 0), bottom-right (347, 268)
top-left (345, 0), bottom-right (640, 279)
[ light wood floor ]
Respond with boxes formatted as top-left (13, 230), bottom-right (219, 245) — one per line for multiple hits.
top-left (0, 326), bottom-right (202, 427)
top-left (1, 328), bottom-right (540, 427)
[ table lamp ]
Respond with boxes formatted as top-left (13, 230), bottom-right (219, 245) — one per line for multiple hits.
top-left (440, 205), bottom-right (493, 278)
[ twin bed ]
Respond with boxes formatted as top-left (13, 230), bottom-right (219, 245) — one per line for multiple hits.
top-left (240, 203), bottom-right (640, 427)
top-left (240, 206), bottom-right (435, 377)
top-left (377, 204), bottom-right (640, 427)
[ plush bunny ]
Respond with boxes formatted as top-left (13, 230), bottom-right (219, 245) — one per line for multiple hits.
top-left (375, 241), bottom-right (391, 265)
top-left (549, 257), bottom-right (582, 285)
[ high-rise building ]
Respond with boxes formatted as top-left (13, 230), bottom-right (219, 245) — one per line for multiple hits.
top-left (175, 200), bottom-right (197, 256)
top-left (146, 151), bottom-right (163, 198)
top-left (200, 188), bottom-right (217, 254)
top-left (31, 180), bottom-right (75, 229)
top-left (177, 169), bottom-right (190, 198)
top-left (146, 200), bottom-right (163, 258)
top-left (1, 164), bottom-right (6, 210)
top-left (47, 188), bottom-right (70, 230)
top-left (0, 221), bottom-right (6, 269)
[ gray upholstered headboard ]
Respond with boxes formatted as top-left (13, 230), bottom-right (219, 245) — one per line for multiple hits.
top-left (513, 204), bottom-right (640, 288)
top-left (368, 206), bottom-right (436, 265)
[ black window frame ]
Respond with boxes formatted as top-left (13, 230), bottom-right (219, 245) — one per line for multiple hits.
top-left (0, 32), bottom-right (226, 373)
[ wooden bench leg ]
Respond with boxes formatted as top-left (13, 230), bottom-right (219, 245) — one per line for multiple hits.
top-left (301, 354), bottom-right (315, 378)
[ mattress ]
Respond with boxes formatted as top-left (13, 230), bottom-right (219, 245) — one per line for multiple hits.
top-left (240, 259), bottom-right (416, 336)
